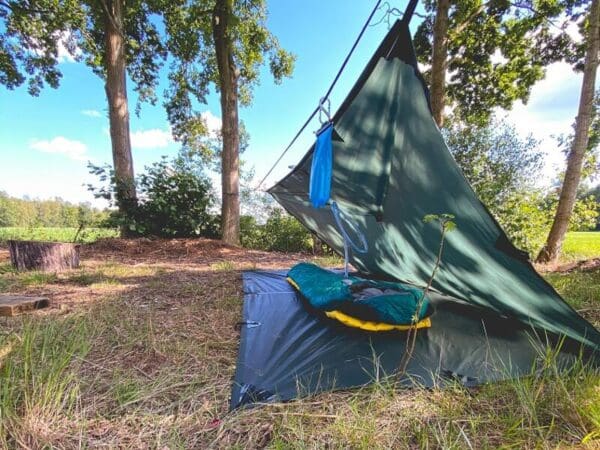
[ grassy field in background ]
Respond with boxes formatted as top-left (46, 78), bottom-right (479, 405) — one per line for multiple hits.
top-left (2, 227), bottom-right (600, 261)
top-left (561, 231), bottom-right (600, 261)
top-left (0, 227), bottom-right (118, 244)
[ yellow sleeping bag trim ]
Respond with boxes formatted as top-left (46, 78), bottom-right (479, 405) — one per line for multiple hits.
top-left (287, 277), bottom-right (301, 290)
top-left (287, 277), bottom-right (432, 332)
top-left (325, 310), bottom-right (431, 331)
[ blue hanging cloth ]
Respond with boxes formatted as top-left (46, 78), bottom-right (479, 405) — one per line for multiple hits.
top-left (309, 124), bottom-right (333, 208)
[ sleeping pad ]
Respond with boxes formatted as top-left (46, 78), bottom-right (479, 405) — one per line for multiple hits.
top-left (287, 262), bottom-right (432, 331)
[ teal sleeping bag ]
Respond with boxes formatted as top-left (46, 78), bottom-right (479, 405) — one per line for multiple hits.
top-left (287, 262), bottom-right (431, 325)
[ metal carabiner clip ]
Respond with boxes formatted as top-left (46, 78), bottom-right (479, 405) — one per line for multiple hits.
top-left (318, 97), bottom-right (331, 125)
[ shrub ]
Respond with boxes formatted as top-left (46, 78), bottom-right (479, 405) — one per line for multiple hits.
top-left (89, 154), bottom-right (219, 238)
top-left (240, 209), bottom-right (312, 253)
top-left (262, 209), bottom-right (312, 252)
top-left (134, 157), bottom-right (219, 237)
top-left (493, 191), bottom-right (554, 256)
top-left (240, 215), bottom-right (264, 249)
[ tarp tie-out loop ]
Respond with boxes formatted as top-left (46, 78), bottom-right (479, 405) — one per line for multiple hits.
top-left (331, 201), bottom-right (368, 278)
top-left (234, 321), bottom-right (261, 331)
top-left (318, 97), bottom-right (332, 126)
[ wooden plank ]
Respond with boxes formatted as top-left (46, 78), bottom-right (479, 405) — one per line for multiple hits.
top-left (0, 295), bottom-right (50, 317)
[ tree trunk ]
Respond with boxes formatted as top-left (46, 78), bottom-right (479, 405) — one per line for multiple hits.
top-left (104, 0), bottom-right (137, 236)
top-left (213, 0), bottom-right (240, 245)
top-left (8, 240), bottom-right (80, 271)
top-left (430, 0), bottom-right (450, 127)
top-left (312, 234), bottom-right (324, 255)
top-left (536, 0), bottom-right (599, 264)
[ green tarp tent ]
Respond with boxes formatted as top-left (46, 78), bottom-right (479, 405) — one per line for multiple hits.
top-left (269, 19), bottom-right (600, 351)
top-left (230, 16), bottom-right (599, 410)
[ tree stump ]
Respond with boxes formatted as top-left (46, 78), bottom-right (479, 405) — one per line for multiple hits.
top-left (8, 240), bottom-right (80, 272)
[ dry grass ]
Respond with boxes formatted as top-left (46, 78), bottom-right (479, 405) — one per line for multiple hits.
top-left (0, 238), bottom-right (598, 449)
top-left (0, 238), bottom-right (336, 448)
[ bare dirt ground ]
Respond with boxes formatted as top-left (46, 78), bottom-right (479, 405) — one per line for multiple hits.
top-left (0, 238), bottom-right (302, 315)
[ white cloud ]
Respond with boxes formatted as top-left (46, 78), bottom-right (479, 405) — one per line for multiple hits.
top-left (127, 112), bottom-right (219, 151)
top-left (56, 38), bottom-right (77, 63)
top-left (32, 31), bottom-right (80, 63)
top-left (201, 110), bottom-right (222, 137)
top-left (131, 128), bottom-right (173, 149)
top-left (29, 136), bottom-right (88, 161)
top-left (499, 62), bottom-right (589, 185)
top-left (81, 109), bottom-right (102, 118)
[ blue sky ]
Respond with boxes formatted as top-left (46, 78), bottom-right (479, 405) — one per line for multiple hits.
top-left (0, 1), bottom-right (592, 207)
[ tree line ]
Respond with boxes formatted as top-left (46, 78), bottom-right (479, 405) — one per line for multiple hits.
top-left (1, 0), bottom-right (598, 263)
top-left (413, 0), bottom-right (599, 263)
top-left (0, 192), bottom-right (108, 228)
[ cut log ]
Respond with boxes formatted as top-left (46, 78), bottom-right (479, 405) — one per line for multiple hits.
top-left (8, 240), bottom-right (80, 272)
top-left (0, 295), bottom-right (50, 316)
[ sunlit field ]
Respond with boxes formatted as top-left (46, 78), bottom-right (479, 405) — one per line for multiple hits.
top-left (561, 231), bottom-right (600, 261)
top-left (0, 227), bottom-right (118, 244)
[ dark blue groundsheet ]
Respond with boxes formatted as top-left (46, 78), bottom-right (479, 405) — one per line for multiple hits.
top-left (230, 270), bottom-right (584, 410)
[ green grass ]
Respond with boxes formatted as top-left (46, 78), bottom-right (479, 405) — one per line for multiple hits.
top-left (0, 227), bottom-right (118, 244)
top-left (0, 317), bottom-right (91, 447)
top-left (561, 231), bottom-right (600, 262)
top-left (212, 260), bottom-right (235, 272)
top-left (544, 270), bottom-right (600, 327)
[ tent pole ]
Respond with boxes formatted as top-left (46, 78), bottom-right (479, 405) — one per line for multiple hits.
top-left (402, 0), bottom-right (419, 25)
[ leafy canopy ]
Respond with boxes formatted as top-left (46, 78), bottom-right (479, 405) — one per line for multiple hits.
top-left (162, 0), bottom-right (295, 152)
top-left (443, 116), bottom-right (544, 209)
top-left (0, 0), bottom-right (167, 111)
top-left (413, 0), bottom-right (573, 123)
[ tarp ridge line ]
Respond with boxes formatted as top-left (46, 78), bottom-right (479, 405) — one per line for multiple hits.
top-left (256, 0), bottom-right (384, 190)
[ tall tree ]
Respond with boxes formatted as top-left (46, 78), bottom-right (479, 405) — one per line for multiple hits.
top-left (537, 0), bottom-right (600, 263)
top-left (164, 0), bottom-right (294, 245)
top-left (429, 0), bottom-right (450, 126)
top-left (0, 0), bottom-right (166, 234)
top-left (212, 0), bottom-right (240, 245)
top-left (103, 0), bottom-right (136, 219)
top-left (414, 0), bottom-right (569, 126)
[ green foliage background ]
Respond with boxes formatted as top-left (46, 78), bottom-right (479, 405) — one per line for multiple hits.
top-left (241, 209), bottom-right (312, 253)
top-left (445, 118), bottom-right (598, 255)
top-left (0, 192), bottom-right (108, 228)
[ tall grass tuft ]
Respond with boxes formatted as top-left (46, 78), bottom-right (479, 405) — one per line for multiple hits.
top-left (0, 317), bottom-right (90, 447)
